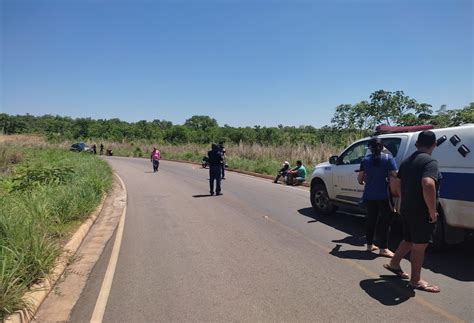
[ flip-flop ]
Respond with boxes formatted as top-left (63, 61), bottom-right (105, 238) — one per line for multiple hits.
top-left (383, 263), bottom-right (409, 279)
top-left (409, 283), bottom-right (440, 293)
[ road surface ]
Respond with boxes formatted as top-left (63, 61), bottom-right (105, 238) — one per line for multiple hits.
top-left (70, 157), bottom-right (473, 322)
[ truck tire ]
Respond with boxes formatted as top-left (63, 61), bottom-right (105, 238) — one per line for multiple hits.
top-left (311, 183), bottom-right (336, 215)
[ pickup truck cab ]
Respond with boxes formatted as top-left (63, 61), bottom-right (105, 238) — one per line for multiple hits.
top-left (310, 124), bottom-right (474, 246)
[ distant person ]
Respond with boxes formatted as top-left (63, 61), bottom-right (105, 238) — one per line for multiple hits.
top-left (384, 130), bottom-right (441, 293)
top-left (286, 160), bottom-right (306, 186)
top-left (150, 147), bottom-right (161, 172)
top-left (92, 144), bottom-right (97, 155)
top-left (100, 143), bottom-right (104, 155)
top-left (218, 141), bottom-right (226, 179)
top-left (208, 143), bottom-right (224, 196)
top-left (357, 137), bottom-right (397, 257)
top-left (274, 161), bottom-right (290, 183)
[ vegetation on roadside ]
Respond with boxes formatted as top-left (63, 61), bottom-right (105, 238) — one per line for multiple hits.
top-left (0, 145), bottom-right (112, 319)
top-left (1, 91), bottom-right (472, 145)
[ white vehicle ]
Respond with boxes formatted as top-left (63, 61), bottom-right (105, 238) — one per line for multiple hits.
top-left (310, 124), bottom-right (474, 246)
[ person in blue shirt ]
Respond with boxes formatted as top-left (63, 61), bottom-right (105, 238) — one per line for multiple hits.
top-left (357, 137), bottom-right (398, 257)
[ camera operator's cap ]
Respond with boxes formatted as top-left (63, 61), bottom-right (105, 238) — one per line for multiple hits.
top-left (284, 161), bottom-right (289, 165)
top-left (416, 130), bottom-right (436, 147)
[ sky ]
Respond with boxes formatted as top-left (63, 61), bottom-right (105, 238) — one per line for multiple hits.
top-left (1, 0), bottom-right (472, 128)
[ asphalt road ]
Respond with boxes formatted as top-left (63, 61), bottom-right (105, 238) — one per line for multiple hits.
top-left (70, 157), bottom-right (474, 322)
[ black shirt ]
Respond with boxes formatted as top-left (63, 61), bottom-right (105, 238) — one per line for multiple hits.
top-left (208, 149), bottom-right (223, 167)
top-left (398, 151), bottom-right (440, 215)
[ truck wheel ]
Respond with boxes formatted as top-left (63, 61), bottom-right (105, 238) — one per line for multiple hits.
top-left (430, 206), bottom-right (446, 251)
top-left (311, 184), bottom-right (336, 215)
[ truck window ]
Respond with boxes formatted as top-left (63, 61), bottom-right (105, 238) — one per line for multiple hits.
top-left (339, 141), bottom-right (369, 165)
top-left (381, 138), bottom-right (402, 157)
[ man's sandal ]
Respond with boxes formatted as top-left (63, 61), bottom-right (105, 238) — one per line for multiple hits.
top-left (409, 282), bottom-right (440, 293)
top-left (383, 263), bottom-right (409, 279)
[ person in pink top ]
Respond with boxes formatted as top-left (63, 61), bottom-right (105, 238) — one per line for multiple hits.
top-left (150, 147), bottom-right (161, 172)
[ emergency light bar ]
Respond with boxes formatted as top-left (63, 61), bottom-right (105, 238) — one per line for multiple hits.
top-left (374, 124), bottom-right (434, 135)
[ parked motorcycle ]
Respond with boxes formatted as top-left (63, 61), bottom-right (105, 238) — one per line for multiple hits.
top-left (201, 156), bottom-right (209, 168)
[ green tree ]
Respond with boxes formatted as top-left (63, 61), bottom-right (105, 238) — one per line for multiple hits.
top-left (164, 126), bottom-right (190, 144)
top-left (331, 90), bottom-right (432, 129)
top-left (184, 115), bottom-right (218, 132)
top-left (459, 102), bottom-right (474, 124)
top-left (429, 103), bottom-right (473, 128)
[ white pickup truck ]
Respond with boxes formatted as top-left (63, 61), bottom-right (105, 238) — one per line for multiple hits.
top-left (310, 124), bottom-right (474, 247)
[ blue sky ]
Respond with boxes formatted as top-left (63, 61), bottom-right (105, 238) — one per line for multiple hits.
top-left (1, 0), bottom-right (472, 127)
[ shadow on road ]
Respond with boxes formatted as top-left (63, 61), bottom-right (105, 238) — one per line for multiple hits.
top-left (298, 206), bottom-right (367, 244)
top-left (360, 275), bottom-right (415, 306)
top-left (192, 194), bottom-right (213, 198)
top-left (330, 244), bottom-right (377, 260)
top-left (298, 207), bottom-right (474, 282)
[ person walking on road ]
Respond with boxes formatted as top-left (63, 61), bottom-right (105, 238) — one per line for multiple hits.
top-left (208, 143), bottom-right (224, 195)
top-left (150, 147), bottom-right (161, 172)
top-left (358, 137), bottom-right (398, 257)
top-left (383, 130), bottom-right (441, 293)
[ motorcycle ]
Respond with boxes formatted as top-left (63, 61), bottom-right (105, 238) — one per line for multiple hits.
top-left (201, 156), bottom-right (209, 168)
top-left (201, 156), bottom-right (228, 169)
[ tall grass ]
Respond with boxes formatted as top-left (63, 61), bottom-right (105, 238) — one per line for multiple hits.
top-left (0, 146), bottom-right (112, 318)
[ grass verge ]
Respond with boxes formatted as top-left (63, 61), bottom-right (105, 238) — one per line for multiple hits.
top-left (0, 146), bottom-right (112, 319)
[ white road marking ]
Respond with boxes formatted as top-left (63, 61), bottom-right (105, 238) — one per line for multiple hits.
top-left (90, 173), bottom-right (128, 323)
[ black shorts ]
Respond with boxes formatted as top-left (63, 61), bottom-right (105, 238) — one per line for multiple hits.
top-left (401, 210), bottom-right (435, 244)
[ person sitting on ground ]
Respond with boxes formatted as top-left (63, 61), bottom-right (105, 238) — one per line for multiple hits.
top-left (274, 161), bottom-right (290, 183)
top-left (286, 160), bottom-right (307, 186)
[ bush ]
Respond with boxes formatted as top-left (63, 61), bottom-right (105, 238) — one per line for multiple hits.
top-left (133, 147), bottom-right (143, 157)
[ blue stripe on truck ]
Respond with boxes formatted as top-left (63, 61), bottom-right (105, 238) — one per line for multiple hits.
top-left (439, 172), bottom-right (474, 202)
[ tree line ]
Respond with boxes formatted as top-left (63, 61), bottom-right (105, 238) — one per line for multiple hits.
top-left (0, 113), bottom-right (364, 148)
top-left (1, 90), bottom-right (472, 147)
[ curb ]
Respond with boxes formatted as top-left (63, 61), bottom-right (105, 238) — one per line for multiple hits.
top-left (3, 175), bottom-right (121, 323)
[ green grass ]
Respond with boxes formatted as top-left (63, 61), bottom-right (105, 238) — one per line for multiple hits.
top-left (225, 156), bottom-right (281, 176)
top-left (0, 147), bottom-right (112, 319)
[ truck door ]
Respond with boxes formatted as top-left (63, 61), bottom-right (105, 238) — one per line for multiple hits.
top-left (332, 140), bottom-right (369, 205)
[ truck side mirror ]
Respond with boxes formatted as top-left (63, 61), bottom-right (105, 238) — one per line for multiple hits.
top-left (329, 156), bottom-right (338, 165)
